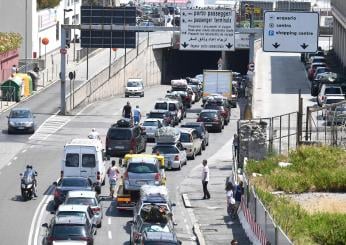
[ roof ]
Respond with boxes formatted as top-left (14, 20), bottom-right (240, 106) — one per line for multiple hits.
top-left (52, 241), bottom-right (87, 245)
top-left (155, 98), bottom-right (178, 103)
top-left (57, 204), bottom-right (89, 213)
top-left (144, 118), bottom-right (162, 122)
top-left (66, 138), bottom-right (102, 149)
top-left (182, 122), bottom-right (203, 126)
top-left (66, 191), bottom-right (97, 199)
top-left (11, 107), bottom-right (31, 112)
top-left (311, 56), bottom-right (325, 59)
top-left (54, 215), bottom-right (87, 225)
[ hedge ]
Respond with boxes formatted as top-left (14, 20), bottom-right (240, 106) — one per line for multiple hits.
top-left (0, 33), bottom-right (22, 54)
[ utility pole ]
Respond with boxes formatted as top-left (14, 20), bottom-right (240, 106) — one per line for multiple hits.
top-left (25, 0), bottom-right (28, 72)
top-left (60, 28), bottom-right (67, 115)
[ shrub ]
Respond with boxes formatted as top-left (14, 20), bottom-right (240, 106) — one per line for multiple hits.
top-left (37, 0), bottom-right (60, 10)
top-left (0, 33), bottom-right (22, 54)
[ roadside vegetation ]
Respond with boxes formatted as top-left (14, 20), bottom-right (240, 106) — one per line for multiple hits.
top-left (37, 0), bottom-right (60, 10)
top-left (245, 146), bottom-right (346, 245)
top-left (0, 33), bottom-right (22, 54)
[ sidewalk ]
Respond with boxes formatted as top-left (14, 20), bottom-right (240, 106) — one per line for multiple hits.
top-left (181, 128), bottom-right (251, 244)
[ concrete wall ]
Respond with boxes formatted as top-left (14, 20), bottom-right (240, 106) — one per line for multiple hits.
top-left (66, 39), bottom-right (163, 112)
top-left (332, 0), bottom-right (346, 70)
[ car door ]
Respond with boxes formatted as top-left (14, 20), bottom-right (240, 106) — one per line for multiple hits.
top-left (80, 147), bottom-right (97, 182)
top-left (64, 147), bottom-right (81, 177)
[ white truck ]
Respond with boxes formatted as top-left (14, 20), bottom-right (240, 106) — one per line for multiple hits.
top-left (203, 70), bottom-right (235, 107)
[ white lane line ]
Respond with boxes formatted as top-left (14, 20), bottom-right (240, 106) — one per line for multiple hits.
top-left (13, 156), bottom-right (18, 161)
top-left (34, 195), bottom-right (53, 245)
top-left (108, 231), bottom-right (112, 240)
top-left (7, 162), bottom-right (12, 166)
top-left (22, 149), bottom-right (27, 153)
top-left (108, 217), bottom-right (111, 225)
top-left (27, 185), bottom-right (53, 245)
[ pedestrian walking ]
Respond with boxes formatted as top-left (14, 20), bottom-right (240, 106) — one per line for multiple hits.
top-left (122, 101), bottom-right (132, 119)
top-left (133, 105), bottom-right (141, 125)
top-left (107, 160), bottom-right (120, 198)
top-left (226, 181), bottom-right (236, 217)
top-left (233, 133), bottom-right (239, 159)
top-left (201, 159), bottom-right (210, 199)
top-left (234, 181), bottom-right (244, 216)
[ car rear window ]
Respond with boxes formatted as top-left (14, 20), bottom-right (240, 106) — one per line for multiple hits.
top-left (326, 99), bottom-right (344, 105)
top-left (152, 146), bottom-right (179, 154)
top-left (143, 121), bottom-right (158, 127)
top-left (180, 133), bottom-right (191, 142)
top-left (200, 112), bottom-right (217, 117)
top-left (142, 224), bottom-right (170, 233)
top-left (155, 102), bottom-right (167, 110)
top-left (128, 162), bottom-right (158, 173)
top-left (66, 153), bottom-right (79, 167)
top-left (61, 178), bottom-right (89, 187)
top-left (149, 113), bottom-right (164, 119)
top-left (57, 211), bottom-right (87, 219)
top-left (66, 197), bottom-right (97, 206)
top-left (325, 87), bottom-right (342, 94)
top-left (52, 225), bottom-right (87, 238)
top-left (182, 125), bottom-right (203, 136)
top-left (108, 129), bottom-right (132, 140)
top-left (82, 154), bottom-right (96, 168)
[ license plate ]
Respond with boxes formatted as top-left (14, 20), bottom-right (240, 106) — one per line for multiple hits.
top-left (114, 146), bottom-right (124, 149)
top-left (205, 124), bottom-right (212, 126)
top-left (137, 181), bottom-right (147, 185)
top-left (18, 127), bottom-right (25, 129)
top-left (117, 197), bottom-right (131, 202)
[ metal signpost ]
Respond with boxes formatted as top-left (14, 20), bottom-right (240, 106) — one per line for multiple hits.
top-left (179, 9), bottom-right (236, 51)
top-left (263, 11), bottom-right (319, 53)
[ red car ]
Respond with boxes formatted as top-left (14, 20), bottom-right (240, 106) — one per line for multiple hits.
top-left (308, 62), bottom-right (327, 80)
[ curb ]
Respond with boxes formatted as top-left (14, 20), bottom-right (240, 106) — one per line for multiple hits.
top-left (182, 193), bottom-right (192, 208)
top-left (192, 224), bottom-right (206, 245)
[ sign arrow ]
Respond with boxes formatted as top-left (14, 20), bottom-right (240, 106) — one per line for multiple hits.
top-left (226, 43), bottom-right (233, 49)
top-left (272, 42), bottom-right (280, 49)
top-left (181, 42), bottom-right (189, 48)
top-left (300, 43), bottom-right (309, 49)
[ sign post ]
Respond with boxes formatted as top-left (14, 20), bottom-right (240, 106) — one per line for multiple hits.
top-left (180, 9), bottom-right (236, 51)
top-left (263, 11), bottom-right (319, 53)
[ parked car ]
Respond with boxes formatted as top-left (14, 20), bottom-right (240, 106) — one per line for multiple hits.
top-left (166, 91), bottom-right (191, 109)
top-left (125, 78), bottom-right (144, 97)
top-left (308, 62), bottom-right (327, 80)
top-left (152, 142), bottom-right (187, 170)
top-left (197, 109), bottom-right (224, 132)
top-left (42, 216), bottom-right (95, 245)
top-left (142, 119), bottom-right (163, 141)
top-left (64, 191), bottom-right (103, 228)
top-left (317, 84), bottom-right (344, 106)
top-left (147, 110), bottom-right (174, 126)
top-left (105, 119), bottom-right (147, 157)
top-left (7, 108), bottom-right (35, 134)
top-left (204, 99), bottom-right (230, 125)
top-left (53, 177), bottom-right (93, 209)
top-left (180, 122), bottom-right (209, 150)
top-left (179, 128), bottom-right (202, 160)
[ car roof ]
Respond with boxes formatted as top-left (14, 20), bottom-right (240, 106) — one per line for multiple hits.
top-left (61, 176), bottom-right (90, 181)
top-left (11, 108), bottom-right (31, 112)
top-left (311, 62), bottom-right (326, 66)
top-left (150, 109), bottom-right (168, 113)
top-left (54, 215), bottom-right (88, 225)
top-left (144, 119), bottom-right (161, 122)
top-left (156, 98), bottom-right (178, 103)
top-left (128, 157), bottom-right (157, 164)
top-left (128, 78), bottom-right (143, 82)
top-left (311, 56), bottom-right (325, 59)
top-left (58, 204), bottom-right (90, 212)
top-left (66, 138), bottom-right (103, 149)
top-left (52, 241), bottom-right (87, 245)
top-left (66, 191), bottom-right (97, 199)
top-left (326, 96), bottom-right (345, 100)
top-left (144, 231), bottom-right (176, 241)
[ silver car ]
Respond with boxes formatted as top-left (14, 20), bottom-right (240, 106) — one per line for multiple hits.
top-left (179, 128), bottom-right (202, 160)
top-left (142, 119), bottom-right (163, 141)
top-left (152, 143), bottom-right (187, 170)
top-left (7, 108), bottom-right (35, 134)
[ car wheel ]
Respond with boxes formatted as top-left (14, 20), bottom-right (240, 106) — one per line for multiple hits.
top-left (177, 162), bottom-right (181, 170)
top-left (197, 147), bottom-right (202, 155)
top-left (125, 94), bottom-right (129, 98)
top-left (202, 141), bottom-right (206, 150)
top-left (222, 123), bottom-right (224, 129)
top-left (217, 126), bottom-right (222, 133)
top-left (191, 151), bottom-right (195, 160)
top-left (8, 128), bottom-right (12, 134)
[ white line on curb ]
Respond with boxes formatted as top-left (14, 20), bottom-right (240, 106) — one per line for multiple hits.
top-left (108, 231), bottom-right (112, 239)
top-left (108, 217), bottom-right (111, 225)
top-left (7, 162), bottom-right (12, 166)
top-left (22, 149), bottom-right (27, 153)
top-left (13, 156), bottom-right (17, 161)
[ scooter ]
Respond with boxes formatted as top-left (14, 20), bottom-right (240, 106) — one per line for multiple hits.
top-left (20, 173), bottom-right (35, 200)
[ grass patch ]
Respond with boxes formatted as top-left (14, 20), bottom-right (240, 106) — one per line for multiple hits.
top-left (246, 146), bottom-right (346, 193)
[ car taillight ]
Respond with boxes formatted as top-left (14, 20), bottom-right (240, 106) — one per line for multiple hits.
top-left (174, 155), bottom-right (179, 161)
top-left (124, 171), bottom-right (129, 180)
top-left (92, 207), bottom-right (101, 213)
top-left (155, 173), bottom-right (161, 181)
top-left (97, 171), bottom-right (100, 181)
top-left (46, 236), bottom-right (54, 244)
top-left (131, 138), bottom-right (136, 150)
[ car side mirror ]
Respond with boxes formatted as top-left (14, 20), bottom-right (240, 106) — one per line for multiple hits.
top-left (42, 223), bottom-right (49, 228)
top-left (52, 181), bottom-right (58, 186)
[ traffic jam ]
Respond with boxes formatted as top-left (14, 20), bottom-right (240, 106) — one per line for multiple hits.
top-left (19, 69), bottom-right (245, 245)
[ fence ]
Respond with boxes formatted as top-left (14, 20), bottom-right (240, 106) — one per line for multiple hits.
top-left (0, 86), bottom-right (17, 110)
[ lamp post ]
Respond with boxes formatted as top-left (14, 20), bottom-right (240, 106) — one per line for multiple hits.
top-left (25, 0), bottom-right (28, 72)
top-left (63, 8), bottom-right (73, 25)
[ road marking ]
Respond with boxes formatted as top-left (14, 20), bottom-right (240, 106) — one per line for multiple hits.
top-left (13, 156), bottom-right (17, 161)
top-left (22, 149), bottom-right (27, 153)
top-left (28, 185), bottom-right (53, 245)
top-left (108, 217), bottom-right (111, 225)
top-left (108, 231), bottom-right (112, 239)
top-left (7, 162), bottom-right (12, 166)
top-left (29, 115), bottom-right (71, 141)
top-left (34, 195), bottom-right (53, 245)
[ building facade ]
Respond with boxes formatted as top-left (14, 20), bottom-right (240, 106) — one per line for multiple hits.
top-left (0, 0), bottom-right (81, 60)
top-left (331, 0), bottom-right (346, 70)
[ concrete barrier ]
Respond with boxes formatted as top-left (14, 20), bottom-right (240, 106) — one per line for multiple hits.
top-left (66, 38), bottom-right (164, 112)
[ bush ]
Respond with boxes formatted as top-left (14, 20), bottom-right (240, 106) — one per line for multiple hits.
top-left (37, 0), bottom-right (60, 10)
top-left (0, 33), bottom-right (22, 54)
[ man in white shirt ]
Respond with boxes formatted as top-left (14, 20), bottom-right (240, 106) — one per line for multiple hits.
top-left (88, 128), bottom-right (100, 140)
top-left (201, 159), bottom-right (210, 199)
top-left (107, 160), bottom-right (120, 197)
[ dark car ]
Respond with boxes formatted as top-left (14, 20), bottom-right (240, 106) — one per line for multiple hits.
top-left (181, 122), bottom-right (209, 150)
top-left (7, 108), bottom-right (35, 134)
top-left (141, 231), bottom-right (181, 245)
top-left (147, 110), bottom-right (174, 126)
top-left (106, 120), bottom-right (147, 157)
top-left (53, 177), bottom-right (93, 209)
top-left (204, 100), bottom-right (231, 125)
top-left (197, 109), bottom-right (224, 132)
top-left (42, 215), bottom-right (95, 245)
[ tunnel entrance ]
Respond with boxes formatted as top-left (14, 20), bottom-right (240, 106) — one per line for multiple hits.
top-left (160, 48), bottom-right (249, 85)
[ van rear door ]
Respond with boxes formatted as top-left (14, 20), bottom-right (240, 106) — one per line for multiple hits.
top-left (64, 146), bottom-right (81, 177)
top-left (80, 146), bottom-right (97, 182)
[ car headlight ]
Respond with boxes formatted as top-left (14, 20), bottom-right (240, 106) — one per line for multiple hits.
top-left (9, 121), bottom-right (16, 126)
top-left (25, 122), bottom-right (33, 127)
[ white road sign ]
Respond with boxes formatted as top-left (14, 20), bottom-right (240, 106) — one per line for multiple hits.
top-left (263, 11), bottom-right (319, 53)
top-left (235, 33), bottom-right (250, 49)
top-left (180, 9), bottom-right (235, 51)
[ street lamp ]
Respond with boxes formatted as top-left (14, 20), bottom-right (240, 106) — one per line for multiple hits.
top-left (63, 8), bottom-right (73, 24)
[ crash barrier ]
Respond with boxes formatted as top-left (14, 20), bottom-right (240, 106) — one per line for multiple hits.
top-left (304, 101), bottom-right (346, 149)
top-left (66, 33), bottom-right (172, 112)
top-left (240, 163), bottom-right (293, 245)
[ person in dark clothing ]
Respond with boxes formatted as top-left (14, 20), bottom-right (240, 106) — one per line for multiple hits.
top-left (122, 101), bottom-right (132, 119)
top-left (233, 181), bottom-right (244, 216)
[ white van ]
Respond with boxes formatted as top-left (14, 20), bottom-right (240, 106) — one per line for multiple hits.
top-left (62, 139), bottom-right (106, 187)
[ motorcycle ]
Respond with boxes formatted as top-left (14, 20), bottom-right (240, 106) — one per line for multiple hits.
top-left (20, 173), bottom-right (35, 200)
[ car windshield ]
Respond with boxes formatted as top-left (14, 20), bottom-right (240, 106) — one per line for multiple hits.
top-left (325, 87), bottom-right (342, 94)
top-left (66, 197), bottom-right (97, 206)
top-left (52, 225), bottom-right (87, 238)
top-left (56, 211), bottom-right (87, 219)
top-left (142, 224), bottom-right (170, 233)
top-left (180, 133), bottom-right (191, 142)
top-left (200, 112), bottom-right (217, 118)
top-left (61, 178), bottom-right (89, 187)
top-left (109, 129), bottom-right (132, 140)
top-left (153, 146), bottom-right (179, 154)
top-left (155, 103), bottom-right (167, 110)
top-left (149, 113), bottom-right (164, 119)
top-left (128, 162), bottom-right (158, 173)
top-left (313, 58), bottom-right (325, 63)
top-left (143, 121), bottom-right (158, 127)
top-left (316, 68), bottom-right (330, 74)
top-left (127, 81), bottom-right (140, 87)
top-left (326, 99), bottom-right (344, 105)
top-left (10, 110), bottom-right (31, 118)
top-left (312, 64), bottom-right (326, 69)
